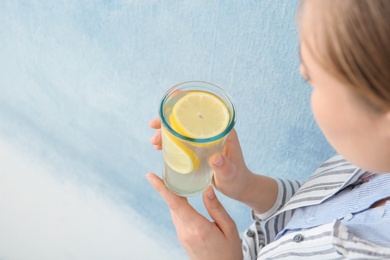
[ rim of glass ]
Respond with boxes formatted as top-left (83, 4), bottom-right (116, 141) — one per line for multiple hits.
top-left (159, 80), bottom-right (236, 143)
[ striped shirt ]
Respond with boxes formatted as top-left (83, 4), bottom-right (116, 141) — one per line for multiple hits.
top-left (241, 155), bottom-right (390, 259)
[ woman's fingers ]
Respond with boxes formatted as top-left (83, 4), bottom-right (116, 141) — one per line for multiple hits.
top-left (146, 173), bottom-right (199, 223)
top-left (203, 186), bottom-right (238, 237)
top-left (149, 117), bottom-right (161, 129)
top-left (150, 129), bottom-right (162, 150)
top-left (149, 117), bottom-right (162, 150)
top-left (209, 153), bottom-right (238, 182)
top-left (146, 173), bottom-right (242, 259)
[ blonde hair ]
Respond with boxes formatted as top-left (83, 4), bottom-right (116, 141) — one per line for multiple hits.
top-left (299, 0), bottom-right (390, 111)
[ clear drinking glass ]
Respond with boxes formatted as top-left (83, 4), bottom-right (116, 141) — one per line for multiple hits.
top-left (159, 81), bottom-right (236, 196)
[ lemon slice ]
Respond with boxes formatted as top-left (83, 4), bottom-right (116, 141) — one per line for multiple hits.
top-left (171, 91), bottom-right (230, 139)
top-left (161, 127), bottom-right (199, 174)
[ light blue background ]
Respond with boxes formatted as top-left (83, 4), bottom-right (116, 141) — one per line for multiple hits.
top-left (0, 0), bottom-right (335, 258)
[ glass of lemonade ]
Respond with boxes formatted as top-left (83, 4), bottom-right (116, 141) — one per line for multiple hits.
top-left (159, 81), bottom-right (236, 197)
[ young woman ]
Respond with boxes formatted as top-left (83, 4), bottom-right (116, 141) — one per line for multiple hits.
top-left (148, 0), bottom-right (390, 258)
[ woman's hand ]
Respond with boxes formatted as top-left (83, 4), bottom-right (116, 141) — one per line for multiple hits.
top-left (148, 117), bottom-right (254, 202)
top-left (149, 117), bottom-right (278, 213)
top-left (146, 173), bottom-right (243, 260)
top-left (208, 129), bottom-right (255, 201)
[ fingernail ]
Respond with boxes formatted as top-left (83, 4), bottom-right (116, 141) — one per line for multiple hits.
top-left (213, 154), bottom-right (224, 167)
top-left (145, 173), bottom-right (154, 184)
top-left (207, 186), bottom-right (215, 200)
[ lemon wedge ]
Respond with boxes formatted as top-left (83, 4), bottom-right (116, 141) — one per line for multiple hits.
top-left (161, 127), bottom-right (199, 174)
top-left (171, 91), bottom-right (230, 139)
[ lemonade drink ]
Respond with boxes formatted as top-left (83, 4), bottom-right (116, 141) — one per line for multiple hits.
top-left (159, 81), bottom-right (236, 196)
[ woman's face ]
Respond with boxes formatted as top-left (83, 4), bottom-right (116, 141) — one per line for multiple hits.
top-left (299, 3), bottom-right (390, 173)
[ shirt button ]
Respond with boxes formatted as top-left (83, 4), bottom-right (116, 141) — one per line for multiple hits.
top-left (344, 213), bottom-right (354, 221)
top-left (246, 230), bottom-right (255, 237)
top-left (293, 234), bottom-right (304, 243)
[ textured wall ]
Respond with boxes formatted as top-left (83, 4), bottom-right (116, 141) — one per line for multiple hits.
top-left (0, 0), bottom-right (335, 258)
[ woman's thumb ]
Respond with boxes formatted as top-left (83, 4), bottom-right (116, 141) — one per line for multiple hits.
top-left (209, 153), bottom-right (237, 181)
top-left (203, 186), bottom-right (237, 236)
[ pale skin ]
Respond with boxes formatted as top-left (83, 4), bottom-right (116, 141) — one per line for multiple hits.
top-left (147, 1), bottom-right (390, 258)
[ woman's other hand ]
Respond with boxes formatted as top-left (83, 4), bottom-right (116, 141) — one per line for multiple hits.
top-left (146, 173), bottom-right (243, 260)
